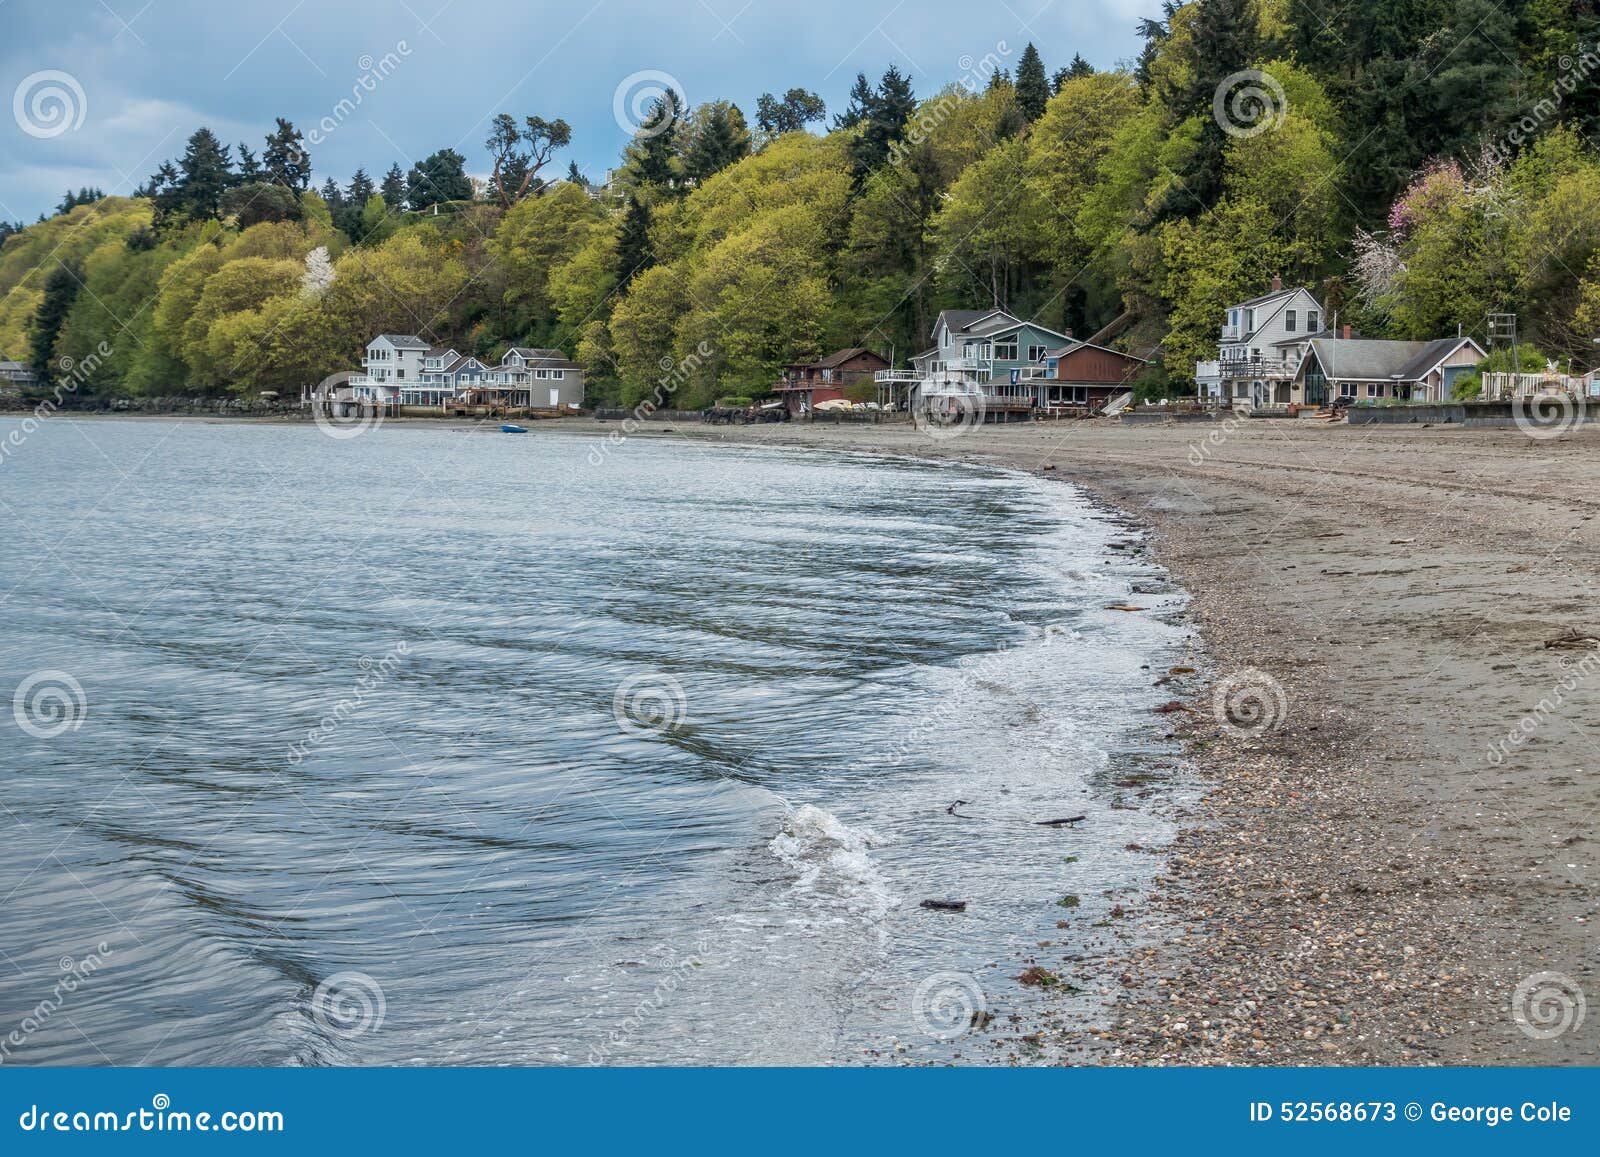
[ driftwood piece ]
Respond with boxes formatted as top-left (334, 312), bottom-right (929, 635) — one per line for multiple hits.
top-left (919, 899), bottom-right (968, 912)
top-left (1034, 815), bottom-right (1087, 828)
top-left (1544, 628), bottom-right (1600, 650)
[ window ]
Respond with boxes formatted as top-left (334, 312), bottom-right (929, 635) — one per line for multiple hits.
top-left (993, 340), bottom-right (1018, 361)
top-left (397, 370), bottom-right (405, 379)
top-left (1027, 345), bottom-right (1048, 362)
top-left (1307, 310), bottom-right (1319, 333)
top-left (535, 369), bottom-right (549, 380)
top-left (1339, 382), bottom-right (1356, 398)
top-left (553, 371), bottom-right (564, 380)
top-left (1244, 308), bottom-right (1255, 332)
top-left (1285, 309), bottom-right (1297, 332)
top-left (1366, 383), bottom-right (1379, 397)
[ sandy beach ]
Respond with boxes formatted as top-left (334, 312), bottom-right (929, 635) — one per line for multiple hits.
top-left (563, 413), bottom-right (1600, 1065)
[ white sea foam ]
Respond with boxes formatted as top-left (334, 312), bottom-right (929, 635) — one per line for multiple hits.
top-left (768, 803), bottom-right (895, 916)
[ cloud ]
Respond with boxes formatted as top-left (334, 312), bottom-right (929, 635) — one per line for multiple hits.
top-left (3, 0), bottom-right (1163, 220)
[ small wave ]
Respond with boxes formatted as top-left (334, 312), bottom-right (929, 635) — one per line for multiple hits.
top-left (768, 803), bottom-right (895, 915)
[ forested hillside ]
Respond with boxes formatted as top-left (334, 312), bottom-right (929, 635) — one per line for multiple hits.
top-left (5, 0), bottom-right (1600, 409)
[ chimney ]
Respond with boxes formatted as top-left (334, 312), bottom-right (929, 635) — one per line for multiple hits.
top-left (1270, 273), bottom-right (1283, 293)
top-left (1342, 324), bottom-right (1352, 340)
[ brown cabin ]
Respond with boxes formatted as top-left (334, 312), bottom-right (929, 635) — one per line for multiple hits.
top-left (1041, 342), bottom-right (1147, 412)
top-left (774, 347), bottom-right (889, 414)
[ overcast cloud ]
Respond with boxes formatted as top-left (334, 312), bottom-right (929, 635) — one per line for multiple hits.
top-left (0, 0), bottom-right (1161, 222)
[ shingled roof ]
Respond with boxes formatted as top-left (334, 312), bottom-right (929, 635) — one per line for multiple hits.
top-left (1307, 337), bottom-right (1480, 382)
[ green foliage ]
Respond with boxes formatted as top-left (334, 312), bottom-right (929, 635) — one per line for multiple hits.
top-left (407, 149), bottom-right (472, 208)
top-left (28, 262), bottom-right (79, 379)
top-left (18, 2), bottom-right (1600, 406)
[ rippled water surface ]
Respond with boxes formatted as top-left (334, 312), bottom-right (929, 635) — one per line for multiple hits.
top-left (0, 418), bottom-right (1188, 1065)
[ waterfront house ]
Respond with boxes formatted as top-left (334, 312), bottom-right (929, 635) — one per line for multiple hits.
top-left (1038, 342), bottom-right (1148, 413)
top-left (0, 359), bottom-right (38, 389)
top-left (1292, 336), bottom-right (1485, 404)
top-left (340, 336), bottom-right (586, 412)
top-left (774, 348), bottom-right (889, 415)
top-left (1194, 278), bottom-right (1325, 408)
top-left (491, 347), bottom-right (585, 408)
top-left (412, 352), bottom-right (493, 405)
top-left (878, 308), bottom-right (1076, 417)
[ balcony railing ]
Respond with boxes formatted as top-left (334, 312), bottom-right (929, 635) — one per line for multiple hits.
top-left (1217, 355), bottom-right (1295, 379)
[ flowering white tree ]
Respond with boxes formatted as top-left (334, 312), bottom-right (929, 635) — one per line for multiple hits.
top-left (301, 246), bottom-right (335, 297)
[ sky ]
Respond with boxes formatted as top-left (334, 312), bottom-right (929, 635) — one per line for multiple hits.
top-left (0, 0), bottom-right (1162, 223)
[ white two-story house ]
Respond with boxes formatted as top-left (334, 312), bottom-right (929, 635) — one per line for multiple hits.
top-left (350, 334), bottom-right (430, 404)
top-left (341, 335), bottom-right (587, 412)
top-left (1195, 279), bottom-right (1325, 409)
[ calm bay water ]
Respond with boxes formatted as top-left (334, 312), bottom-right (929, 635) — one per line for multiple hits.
top-left (0, 418), bottom-right (1187, 1065)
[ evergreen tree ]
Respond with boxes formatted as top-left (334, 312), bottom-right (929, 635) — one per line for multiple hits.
top-left (566, 160), bottom-right (588, 186)
top-left (1015, 43), bottom-right (1050, 122)
top-left (615, 194), bottom-right (654, 286)
top-left (848, 65), bottom-right (917, 181)
top-left (833, 73), bottom-right (877, 130)
top-left (380, 163), bottom-right (408, 209)
top-left (29, 262), bottom-right (81, 380)
top-left (346, 167), bottom-right (376, 207)
top-left (170, 127), bottom-right (235, 222)
top-left (262, 117), bottom-right (311, 190)
top-left (634, 91), bottom-right (684, 192)
top-left (684, 101), bottom-right (751, 183)
top-left (237, 143), bottom-right (262, 181)
top-left (406, 149), bottom-right (472, 208)
top-left (1157, 0), bottom-right (1263, 217)
top-left (319, 177), bottom-right (345, 214)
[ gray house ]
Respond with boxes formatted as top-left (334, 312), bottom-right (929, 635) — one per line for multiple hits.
top-left (1293, 336), bottom-right (1485, 404)
top-left (494, 347), bottom-right (584, 408)
top-left (1195, 279), bottom-right (1325, 407)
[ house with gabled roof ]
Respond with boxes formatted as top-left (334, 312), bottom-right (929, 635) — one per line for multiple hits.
top-left (491, 347), bottom-right (584, 408)
top-left (1194, 278), bottom-right (1325, 408)
top-left (1038, 341), bottom-right (1149, 412)
top-left (1292, 336), bottom-right (1485, 405)
top-left (879, 308), bottom-right (1076, 415)
top-left (774, 347), bottom-right (889, 414)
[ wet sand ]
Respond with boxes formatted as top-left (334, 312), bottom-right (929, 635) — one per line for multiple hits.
top-left (577, 414), bottom-right (1600, 1065)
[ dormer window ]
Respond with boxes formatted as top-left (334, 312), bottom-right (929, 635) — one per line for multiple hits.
top-left (1307, 310), bottom-right (1320, 333)
top-left (1285, 309), bottom-right (1297, 332)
